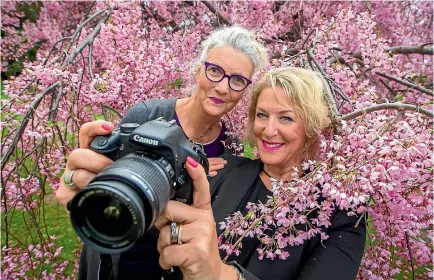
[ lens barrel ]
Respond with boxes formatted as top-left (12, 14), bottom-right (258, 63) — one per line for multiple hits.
top-left (69, 153), bottom-right (172, 253)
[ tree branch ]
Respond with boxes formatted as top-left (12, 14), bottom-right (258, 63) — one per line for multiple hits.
top-left (1, 81), bottom-right (62, 171)
top-left (386, 45), bottom-right (433, 55)
top-left (64, 9), bottom-right (107, 55)
top-left (376, 72), bottom-right (433, 97)
top-left (341, 103), bottom-right (433, 120)
top-left (405, 232), bottom-right (415, 280)
top-left (307, 49), bottom-right (341, 120)
top-left (270, 48), bottom-right (300, 60)
top-left (62, 11), bottom-right (111, 67)
top-left (201, 1), bottom-right (231, 26)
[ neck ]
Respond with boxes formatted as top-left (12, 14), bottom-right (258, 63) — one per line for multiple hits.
top-left (177, 96), bottom-right (221, 139)
top-left (262, 162), bottom-right (302, 182)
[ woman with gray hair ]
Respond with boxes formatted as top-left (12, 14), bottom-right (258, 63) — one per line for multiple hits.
top-left (56, 26), bottom-right (268, 280)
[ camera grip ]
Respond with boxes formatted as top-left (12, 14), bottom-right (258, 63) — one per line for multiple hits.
top-left (89, 129), bottom-right (121, 161)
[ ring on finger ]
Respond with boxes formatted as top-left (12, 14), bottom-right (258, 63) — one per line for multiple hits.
top-left (64, 169), bottom-right (78, 190)
top-left (170, 222), bottom-right (183, 245)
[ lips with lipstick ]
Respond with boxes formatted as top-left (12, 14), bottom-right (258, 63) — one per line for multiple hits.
top-left (209, 97), bottom-right (226, 104)
top-left (261, 140), bottom-right (284, 151)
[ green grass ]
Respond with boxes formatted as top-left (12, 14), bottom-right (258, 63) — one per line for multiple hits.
top-left (1, 191), bottom-right (79, 275)
top-left (243, 141), bottom-right (254, 159)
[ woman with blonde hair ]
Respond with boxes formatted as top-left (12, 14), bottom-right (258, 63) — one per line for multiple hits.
top-left (152, 67), bottom-right (365, 279)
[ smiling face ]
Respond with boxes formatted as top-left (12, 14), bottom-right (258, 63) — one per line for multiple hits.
top-left (253, 86), bottom-right (308, 168)
top-left (195, 46), bottom-right (254, 117)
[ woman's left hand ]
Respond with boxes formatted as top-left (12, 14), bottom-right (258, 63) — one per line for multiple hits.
top-left (154, 156), bottom-right (237, 280)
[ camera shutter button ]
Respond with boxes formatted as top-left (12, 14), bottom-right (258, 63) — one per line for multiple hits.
top-left (176, 174), bottom-right (188, 189)
top-left (97, 139), bottom-right (107, 147)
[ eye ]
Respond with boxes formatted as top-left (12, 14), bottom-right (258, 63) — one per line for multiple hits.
top-left (231, 76), bottom-right (247, 86)
top-left (281, 116), bottom-right (293, 123)
top-left (256, 112), bottom-right (267, 119)
top-left (207, 66), bottom-right (222, 76)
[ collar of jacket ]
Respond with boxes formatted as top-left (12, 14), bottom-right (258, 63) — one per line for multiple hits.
top-left (210, 157), bottom-right (263, 223)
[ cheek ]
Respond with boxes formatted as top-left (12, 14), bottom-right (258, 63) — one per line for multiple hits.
top-left (228, 92), bottom-right (242, 103)
top-left (253, 120), bottom-right (264, 136)
top-left (197, 74), bottom-right (213, 90)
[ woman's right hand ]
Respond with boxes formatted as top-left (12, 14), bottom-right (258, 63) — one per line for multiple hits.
top-left (55, 120), bottom-right (115, 208)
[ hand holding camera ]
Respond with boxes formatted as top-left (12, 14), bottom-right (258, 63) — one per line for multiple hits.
top-left (67, 118), bottom-right (209, 254)
top-left (56, 120), bottom-right (115, 208)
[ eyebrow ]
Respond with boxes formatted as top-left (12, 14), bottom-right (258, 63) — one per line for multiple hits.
top-left (257, 107), bottom-right (295, 114)
top-left (209, 62), bottom-right (249, 78)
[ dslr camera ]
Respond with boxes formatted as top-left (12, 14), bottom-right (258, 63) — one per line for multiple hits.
top-left (68, 118), bottom-right (209, 254)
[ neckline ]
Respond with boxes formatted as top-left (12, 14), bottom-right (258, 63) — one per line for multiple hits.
top-left (262, 168), bottom-right (291, 184)
top-left (173, 112), bottom-right (225, 146)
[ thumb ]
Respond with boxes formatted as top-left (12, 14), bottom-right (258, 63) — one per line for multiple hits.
top-left (186, 156), bottom-right (211, 210)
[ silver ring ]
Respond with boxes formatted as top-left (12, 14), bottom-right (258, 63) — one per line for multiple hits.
top-left (170, 222), bottom-right (182, 245)
top-left (63, 170), bottom-right (78, 189)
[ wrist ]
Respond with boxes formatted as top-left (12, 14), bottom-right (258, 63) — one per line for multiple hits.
top-left (217, 263), bottom-right (241, 280)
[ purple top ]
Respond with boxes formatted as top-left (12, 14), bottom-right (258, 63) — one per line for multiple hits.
top-left (174, 113), bottom-right (226, 158)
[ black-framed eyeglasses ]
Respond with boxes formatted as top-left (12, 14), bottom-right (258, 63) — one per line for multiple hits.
top-left (203, 61), bottom-right (252, 92)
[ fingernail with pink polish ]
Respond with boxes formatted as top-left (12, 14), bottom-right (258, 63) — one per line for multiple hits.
top-left (101, 122), bottom-right (113, 130)
top-left (187, 156), bottom-right (198, 168)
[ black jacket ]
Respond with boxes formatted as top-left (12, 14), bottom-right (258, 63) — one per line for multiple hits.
top-left (78, 155), bottom-right (366, 280)
top-left (209, 155), bottom-right (366, 280)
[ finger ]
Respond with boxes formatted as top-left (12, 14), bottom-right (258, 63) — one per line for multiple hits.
top-left (208, 171), bottom-right (218, 177)
top-left (56, 168), bottom-right (97, 208)
top-left (67, 148), bottom-right (113, 173)
top-left (207, 157), bottom-right (227, 165)
top-left (57, 172), bottom-right (80, 208)
top-left (208, 163), bottom-right (225, 172)
top-left (79, 120), bottom-right (114, 148)
top-left (154, 200), bottom-right (205, 230)
top-left (186, 156), bottom-right (211, 210)
top-left (157, 223), bottom-right (197, 253)
top-left (67, 168), bottom-right (97, 190)
top-left (159, 244), bottom-right (193, 270)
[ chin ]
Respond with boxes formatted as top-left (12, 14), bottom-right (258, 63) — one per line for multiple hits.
top-left (204, 103), bottom-right (228, 116)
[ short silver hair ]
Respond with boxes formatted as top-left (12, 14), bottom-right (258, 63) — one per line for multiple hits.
top-left (194, 26), bottom-right (268, 74)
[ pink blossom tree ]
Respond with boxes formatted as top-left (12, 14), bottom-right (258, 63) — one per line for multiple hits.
top-left (1, 1), bottom-right (432, 279)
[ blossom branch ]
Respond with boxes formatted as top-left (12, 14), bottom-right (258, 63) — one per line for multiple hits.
top-left (201, 1), bottom-right (232, 26)
top-left (63, 11), bottom-right (110, 67)
top-left (1, 81), bottom-right (62, 171)
top-left (306, 49), bottom-right (341, 121)
top-left (405, 232), bottom-right (415, 279)
top-left (42, 36), bottom-right (73, 66)
top-left (88, 43), bottom-right (94, 79)
top-left (64, 9), bottom-right (107, 55)
top-left (385, 45), bottom-right (433, 55)
top-left (376, 72), bottom-right (433, 97)
top-left (341, 103), bottom-right (433, 120)
top-left (368, 111), bottom-right (404, 145)
top-left (222, 193), bottom-right (297, 263)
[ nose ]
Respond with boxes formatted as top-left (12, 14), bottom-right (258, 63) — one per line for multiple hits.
top-left (214, 77), bottom-right (230, 95)
top-left (264, 118), bottom-right (278, 137)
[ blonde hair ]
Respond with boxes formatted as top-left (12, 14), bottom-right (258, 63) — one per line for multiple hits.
top-left (247, 67), bottom-right (331, 160)
top-left (193, 26), bottom-right (268, 74)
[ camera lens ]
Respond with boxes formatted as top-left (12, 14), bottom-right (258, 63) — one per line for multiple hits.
top-left (69, 154), bottom-right (172, 253)
top-left (85, 197), bottom-right (131, 238)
